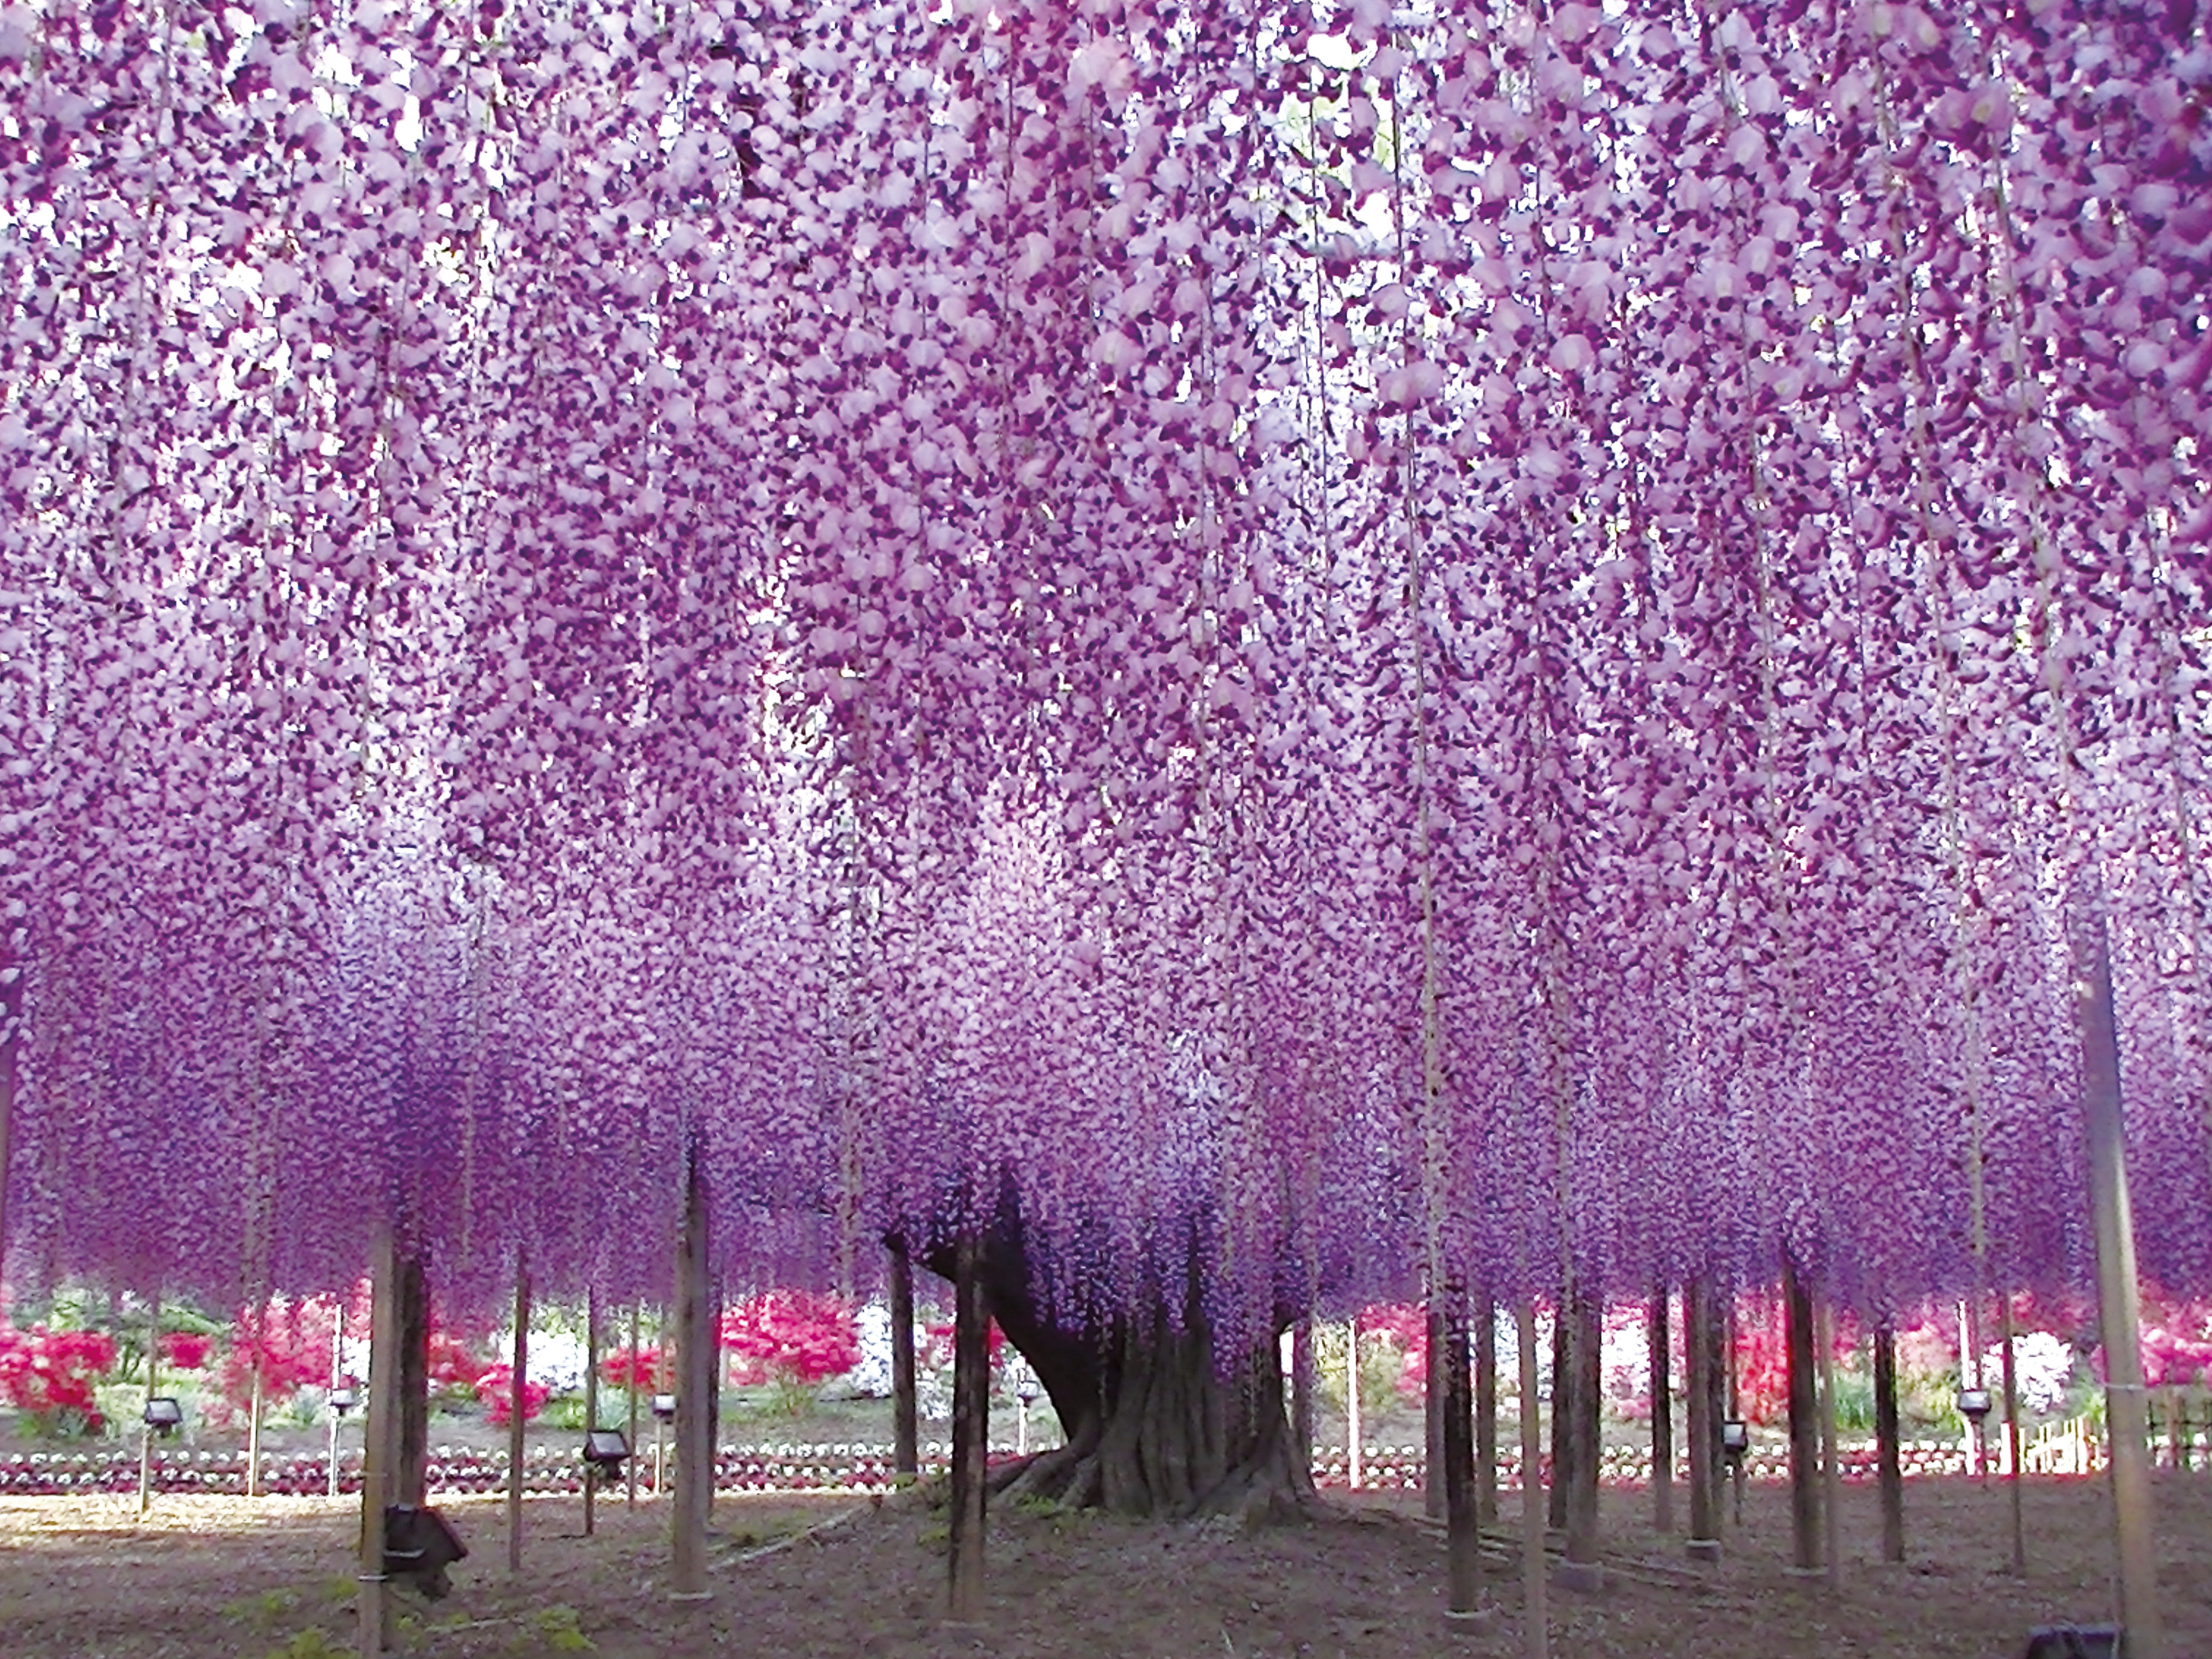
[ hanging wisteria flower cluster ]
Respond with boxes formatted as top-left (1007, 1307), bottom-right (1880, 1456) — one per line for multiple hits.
top-left (1, 0), bottom-right (2206, 1334)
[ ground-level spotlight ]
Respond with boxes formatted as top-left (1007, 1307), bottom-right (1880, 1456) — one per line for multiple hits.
top-left (2020, 1624), bottom-right (2120, 1658)
top-left (1957, 1387), bottom-right (1993, 1427)
top-left (143, 1398), bottom-right (185, 1437)
top-left (382, 1504), bottom-right (468, 1599)
top-left (583, 1428), bottom-right (631, 1485)
top-left (1720, 1419), bottom-right (1749, 1465)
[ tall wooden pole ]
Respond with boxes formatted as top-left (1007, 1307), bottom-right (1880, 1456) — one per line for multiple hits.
top-left (358, 1231), bottom-right (400, 1659)
top-left (890, 1239), bottom-right (919, 1480)
top-left (1783, 1257), bottom-right (1821, 1573)
top-left (329, 1300), bottom-right (345, 1500)
top-left (1441, 1284), bottom-right (1481, 1619)
top-left (507, 1262), bottom-right (530, 1573)
top-left (1426, 1298), bottom-right (1448, 1521)
top-left (1874, 1321), bottom-right (1904, 1563)
top-left (947, 1231), bottom-right (988, 1625)
top-left (671, 1146), bottom-right (715, 1602)
top-left (1561, 1287), bottom-right (1602, 1587)
top-left (2078, 906), bottom-right (2163, 1657)
top-left (1547, 1308), bottom-right (1571, 1531)
top-left (1516, 1300), bottom-right (1547, 1659)
top-left (0, 977), bottom-right (19, 1302)
top-left (1999, 1292), bottom-right (2026, 1573)
top-left (1685, 1279), bottom-right (1718, 1560)
top-left (625, 1304), bottom-right (641, 1506)
top-left (138, 1295), bottom-right (159, 1516)
top-left (583, 1289), bottom-right (599, 1538)
top-left (1291, 1316), bottom-right (1317, 1482)
top-left (1346, 1314), bottom-right (1363, 1491)
top-left (1817, 1296), bottom-right (1841, 1584)
top-left (1474, 1293), bottom-right (1498, 1528)
top-left (246, 1317), bottom-right (265, 1500)
top-left (1650, 1285), bottom-right (1674, 1535)
top-left (396, 1256), bottom-right (429, 1506)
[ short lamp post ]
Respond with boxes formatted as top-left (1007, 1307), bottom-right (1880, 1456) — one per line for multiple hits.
top-left (328, 1383), bottom-right (358, 1500)
top-left (1721, 1419), bottom-right (1750, 1526)
top-left (652, 1393), bottom-right (676, 1497)
top-left (583, 1428), bottom-right (631, 1492)
top-left (1958, 1387), bottom-right (1994, 1486)
top-left (1015, 1375), bottom-right (1040, 1458)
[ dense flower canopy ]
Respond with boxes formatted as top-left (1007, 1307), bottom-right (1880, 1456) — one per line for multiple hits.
top-left (1, 0), bottom-right (2207, 1339)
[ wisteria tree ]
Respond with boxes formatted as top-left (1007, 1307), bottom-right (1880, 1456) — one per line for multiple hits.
top-left (1, 0), bottom-right (2207, 1525)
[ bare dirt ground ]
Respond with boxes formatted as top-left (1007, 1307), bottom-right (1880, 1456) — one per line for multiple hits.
top-left (3, 1473), bottom-right (2208, 1659)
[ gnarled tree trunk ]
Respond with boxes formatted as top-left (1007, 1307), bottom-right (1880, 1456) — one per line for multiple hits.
top-left (924, 1238), bottom-right (1316, 1524)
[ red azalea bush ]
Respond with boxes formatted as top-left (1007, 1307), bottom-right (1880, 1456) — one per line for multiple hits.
top-left (472, 1363), bottom-right (550, 1427)
top-left (214, 1298), bottom-right (338, 1416)
top-left (427, 1332), bottom-right (486, 1396)
top-left (919, 1315), bottom-right (1006, 1373)
top-left (0, 1324), bottom-right (117, 1434)
top-left (159, 1330), bottom-right (213, 1372)
top-left (600, 1343), bottom-right (664, 1393)
top-left (722, 1292), bottom-right (860, 1386)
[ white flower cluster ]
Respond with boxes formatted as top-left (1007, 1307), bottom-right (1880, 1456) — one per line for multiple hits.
top-left (1981, 1333), bottom-right (2076, 1414)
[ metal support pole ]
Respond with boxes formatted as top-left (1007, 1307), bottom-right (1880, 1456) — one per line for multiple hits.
top-left (2077, 905), bottom-right (2163, 1657)
top-left (1999, 1293), bottom-right (2026, 1574)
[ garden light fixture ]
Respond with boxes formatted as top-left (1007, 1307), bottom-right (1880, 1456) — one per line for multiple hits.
top-left (381, 1504), bottom-right (468, 1600)
top-left (1957, 1387), bottom-right (1993, 1426)
top-left (329, 1386), bottom-right (358, 1416)
top-left (1720, 1419), bottom-right (1749, 1461)
top-left (583, 1429), bottom-right (630, 1484)
top-left (652, 1392), bottom-right (677, 1422)
top-left (142, 1397), bottom-right (184, 1436)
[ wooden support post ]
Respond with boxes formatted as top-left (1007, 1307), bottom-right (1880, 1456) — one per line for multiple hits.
top-left (1874, 1320), bottom-right (1904, 1563)
top-left (329, 1300), bottom-right (345, 1501)
top-left (1426, 1298), bottom-right (1448, 1521)
top-left (246, 1325), bottom-right (264, 1500)
top-left (507, 1264), bottom-right (529, 1572)
top-left (653, 1312), bottom-right (670, 1498)
top-left (1441, 1284), bottom-right (1481, 1619)
top-left (2078, 906), bottom-right (2163, 1657)
top-left (1783, 1257), bottom-right (1821, 1573)
top-left (1650, 1285), bottom-right (1673, 1535)
top-left (1999, 1294), bottom-right (2025, 1573)
top-left (947, 1231), bottom-right (988, 1625)
top-left (1474, 1293), bottom-right (1498, 1528)
top-left (671, 1148), bottom-right (715, 1602)
top-left (1516, 1300), bottom-right (1547, 1659)
top-left (358, 1232), bottom-right (400, 1659)
top-left (890, 1239), bottom-right (919, 1480)
top-left (1547, 1307), bottom-right (1571, 1531)
top-left (1561, 1288), bottom-right (1602, 1589)
top-left (138, 1295), bottom-right (159, 1517)
top-left (625, 1304), bottom-right (641, 1506)
top-left (1817, 1295), bottom-right (1841, 1584)
top-left (1685, 1279), bottom-right (1718, 1560)
top-left (0, 977), bottom-right (18, 1306)
top-left (583, 1289), bottom-right (599, 1538)
top-left (1291, 1316), bottom-right (1317, 1482)
top-left (1346, 1315), bottom-right (1363, 1492)
top-left (396, 1256), bottom-right (429, 1506)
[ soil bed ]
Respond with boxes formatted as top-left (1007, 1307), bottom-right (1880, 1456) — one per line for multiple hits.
top-left (3, 1473), bottom-right (2210, 1657)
